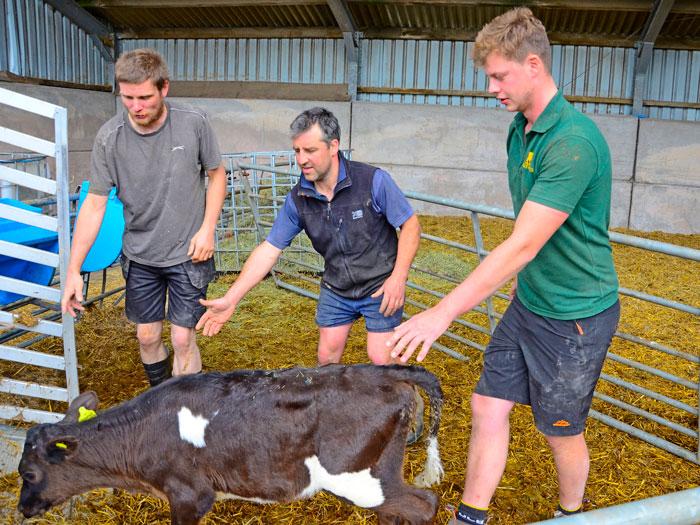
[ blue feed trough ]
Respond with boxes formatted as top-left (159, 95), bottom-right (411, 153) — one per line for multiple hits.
top-left (0, 199), bottom-right (58, 305)
top-left (0, 184), bottom-right (124, 306)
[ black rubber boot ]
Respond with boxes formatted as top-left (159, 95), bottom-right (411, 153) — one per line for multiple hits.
top-left (143, 354), bottom-right (171, 387)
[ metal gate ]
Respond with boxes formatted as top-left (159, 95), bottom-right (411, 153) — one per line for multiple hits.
top-left (0, 87), bottom-right (77, 471)
top-left (217, 154), bottom-right (700, 466)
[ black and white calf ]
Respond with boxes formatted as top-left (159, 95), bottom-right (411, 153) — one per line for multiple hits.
top-left (18, 364), bottom-right (444, 524)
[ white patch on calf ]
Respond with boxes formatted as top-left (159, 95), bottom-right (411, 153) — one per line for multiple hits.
top-left (177, 407), bottom-right (209, 448)
top-left (299, 456), bottom-right (384, 508)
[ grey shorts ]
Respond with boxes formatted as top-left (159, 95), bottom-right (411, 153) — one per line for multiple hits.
top-left (475, 296), bottom-right (620, 436)
top-left (121, 257), bottom-right (216, 328)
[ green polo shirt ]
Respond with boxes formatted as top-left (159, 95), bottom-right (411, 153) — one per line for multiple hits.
top-left (507, 91), bottom-right (619, 320)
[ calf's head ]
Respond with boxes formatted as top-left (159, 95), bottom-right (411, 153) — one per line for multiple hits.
top-left (18, 391), bottom-right (99, 518)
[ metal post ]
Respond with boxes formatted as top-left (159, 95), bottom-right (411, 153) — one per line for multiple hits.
top-left (0, 0), bottom-right (8, 73)
top-left (470, 211), bottom-right (497, 333)
top-left (54, 105), bottom-right (79, 402)
top-left (532, 486), bottom-right (700, 524)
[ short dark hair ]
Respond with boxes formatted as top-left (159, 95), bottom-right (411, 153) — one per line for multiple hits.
top-left (115, 48), bottom-right (169, 90)
top-left (289, 107), bottom-right (340, 145)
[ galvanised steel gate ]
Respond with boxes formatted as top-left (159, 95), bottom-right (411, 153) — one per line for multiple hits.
top-left (0, 87), bottom-right (77, 471)
top-left (216, 153), bottom-right (699, 466)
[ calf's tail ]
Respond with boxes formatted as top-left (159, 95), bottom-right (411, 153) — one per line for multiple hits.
top-left (385, 365), bottom-right (444, 487)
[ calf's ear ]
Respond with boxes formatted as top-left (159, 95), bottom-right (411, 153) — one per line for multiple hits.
top-left (63, 391), bottom-right (99, 424)
top-left (46, 437), bottom-right (79, 464)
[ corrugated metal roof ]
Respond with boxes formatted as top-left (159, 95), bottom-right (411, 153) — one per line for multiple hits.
top-left (82, 0), bottom-right (700, 49)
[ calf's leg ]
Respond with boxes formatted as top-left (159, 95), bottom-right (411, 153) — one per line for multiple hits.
top-left (164, 477), bottom-right (215, 525)
top-left (375, 487), bottom-right (439, 525)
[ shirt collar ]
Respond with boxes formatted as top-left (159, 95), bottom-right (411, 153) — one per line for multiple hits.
top-left (299, 152), bottom-right (347, 192)
top-left (515, 90), bottom-right (565, 135)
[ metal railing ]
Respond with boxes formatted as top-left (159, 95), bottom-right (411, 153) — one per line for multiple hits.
top-left (0, 153), bottom-right (49, 200)
top-left (217, 155), bottom-right (700, 466)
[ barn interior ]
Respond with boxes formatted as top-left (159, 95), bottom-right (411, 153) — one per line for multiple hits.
top-left (0, 1), bottom-right (699, 524)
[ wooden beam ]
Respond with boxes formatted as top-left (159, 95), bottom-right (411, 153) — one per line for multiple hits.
top-left (116, 26), bottom-right (697, 49)
top-left (167, 80), bottom-right (350, 101)
top-left (358, 85), bottom-right (699, 109)
top-left (361, 26), bottom-right (696, 49)
top-left (118, 27), bottom-right (341, 39)
top-left (0, 71), bottom-right (112, 92)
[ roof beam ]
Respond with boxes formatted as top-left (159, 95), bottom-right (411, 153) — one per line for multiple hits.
top-left (116, 26), bottom-right (697, 50)
top-left (638, 0), bottom-right (676, 44)
top-left (327, 0), bottom-right (355, 33)
top-left (632, 0), bottom-right (676, 117)
top-left (44, 0), bottom-right (111, 38)
top-left (43, 0), bottom-right (114, 62)
top-left (327, 0), bottom-right (360, 101)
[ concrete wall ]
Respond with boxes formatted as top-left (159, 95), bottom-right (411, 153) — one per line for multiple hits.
top-left (0, 83), bottom-right (116, 191)
top-left (2, 85), bottom-right (698, 233)
top-left (206, 98), bottom-right (696, 233)
top-left (632, 120), bottom-right (700, 233)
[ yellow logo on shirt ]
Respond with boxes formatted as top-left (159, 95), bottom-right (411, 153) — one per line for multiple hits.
top-left (521, 151), bottom-right (534, 173)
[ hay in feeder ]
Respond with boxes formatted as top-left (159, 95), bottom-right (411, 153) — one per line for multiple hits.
top-left (0, 216), bottom-right (698, 524)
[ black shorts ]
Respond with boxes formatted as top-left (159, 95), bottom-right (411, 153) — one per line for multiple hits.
top-left (475, 296), bottom-right (620, 436)
top-left (121, 257), bottom-right (216, 328)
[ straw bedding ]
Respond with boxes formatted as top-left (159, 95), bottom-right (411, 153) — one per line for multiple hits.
top-left (0, 216), bottom-right (698, 524)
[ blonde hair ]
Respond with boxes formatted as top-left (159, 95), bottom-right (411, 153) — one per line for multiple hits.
top-left (115, 49), bottom-right (169, 90)
top-left (473, 7), bottom-right (551, 71)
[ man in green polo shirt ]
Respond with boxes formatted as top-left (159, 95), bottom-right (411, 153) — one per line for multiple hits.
top-left (387, 7), bottom-right (619, 524)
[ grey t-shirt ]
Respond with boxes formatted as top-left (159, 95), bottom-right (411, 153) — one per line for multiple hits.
top-left (89, 101), bottom-right (222, 266)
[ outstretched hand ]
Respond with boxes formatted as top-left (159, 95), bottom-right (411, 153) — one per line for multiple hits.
top-left (196, 296), bottom-right (236, 336)
top-left (385, 306), bottom-right (452, 363)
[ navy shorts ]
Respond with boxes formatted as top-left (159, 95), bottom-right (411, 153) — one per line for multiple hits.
top-left (475, 296), bottom-right (620, 436)
top-left (315, 284), bottom-right (404, 333)
top-left (121, 257), bottom-right (216, 328)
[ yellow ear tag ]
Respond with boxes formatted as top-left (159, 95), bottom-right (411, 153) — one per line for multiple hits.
top-left (55, 442), bottom-right (68, 449)
top-left (78, 406), bottom-right (96, 423)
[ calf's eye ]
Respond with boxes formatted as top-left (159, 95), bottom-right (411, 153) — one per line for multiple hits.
top-left (22, 471), bottom-right (38, 483)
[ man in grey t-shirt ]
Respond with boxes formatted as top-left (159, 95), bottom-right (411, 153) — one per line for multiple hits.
top-left (61, 49), bottom-right (227, 386)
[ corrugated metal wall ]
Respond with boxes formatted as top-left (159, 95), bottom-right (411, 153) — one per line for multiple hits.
top-left (121, 37), bottom-right (698, 122)
top-left (646, 48), bottom-right (700, 122)
top-left (3, 5), bottom-right (698, 123)
top-left (552, 45), bottom-right (635, 116)
top-left (121, 38), bottom-right (347, 84)
top-left (1, 0), bottom-right (109, 86)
